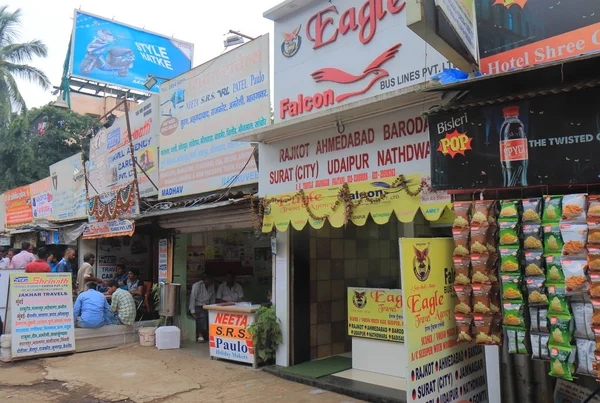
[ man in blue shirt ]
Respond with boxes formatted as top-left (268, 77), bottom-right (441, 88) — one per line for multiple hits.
top-left (74, 281), bottom-right (110, 328)
top-left (56, 248), bottom-right (76, 273)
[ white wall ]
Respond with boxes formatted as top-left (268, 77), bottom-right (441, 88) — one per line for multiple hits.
top-left (274, 230), bottom-right (290, 367)
top-left (78, 239), bottom-right (97, 274)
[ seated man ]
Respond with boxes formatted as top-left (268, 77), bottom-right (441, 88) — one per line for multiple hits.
top-left (107, 280), bottom-right (136, 325)
top-left (73, 281), bottom-right (110, 328)
top-left (216, 272), bottom-right (244, 303)
top-left (126, 268), bottom-right (144, 304)
top-left (114, 264), bottom-right (128, 288)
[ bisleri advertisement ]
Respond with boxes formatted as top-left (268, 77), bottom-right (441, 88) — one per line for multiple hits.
top-left (271, 0), bottom-right (449, 122)
top-left (70, 10), bottom-right (193, 93)
top-left (158, 35), bottom-right (269, 199)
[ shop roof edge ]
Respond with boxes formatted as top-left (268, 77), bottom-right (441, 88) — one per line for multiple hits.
top-left (264, 0), bottom-right (318, 21)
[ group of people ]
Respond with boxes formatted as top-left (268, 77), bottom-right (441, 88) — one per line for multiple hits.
top-left (0, 242), bottom-right (78, 273)
top-left (189, 272), bottom-right (245, 343)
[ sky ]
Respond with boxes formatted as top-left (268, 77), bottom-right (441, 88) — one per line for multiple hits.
top-left (8, 0), bottom-right (281, 108)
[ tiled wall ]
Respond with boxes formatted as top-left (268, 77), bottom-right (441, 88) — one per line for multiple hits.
top-left (308, 219), bottom-right (402, 359)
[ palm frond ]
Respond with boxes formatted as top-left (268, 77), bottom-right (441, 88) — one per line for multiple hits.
top-left (2, 62), bottom-right (50, 89)
top-left (2, 40), bottom-right (48, 63)
top-left (2, 71), bottom-right (26, 112)
top-left (0, 7), bottom-right (22, 47)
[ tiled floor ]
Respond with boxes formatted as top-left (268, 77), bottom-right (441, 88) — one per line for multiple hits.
top-left (333, 368), bottom-right (406, 391)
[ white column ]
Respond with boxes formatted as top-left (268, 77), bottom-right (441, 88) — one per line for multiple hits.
top-left (77, 238), bottom-right (97, 274)
top-left (274, 230), bottom-right (290, 367)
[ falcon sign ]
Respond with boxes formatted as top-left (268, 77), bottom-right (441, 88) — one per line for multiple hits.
top-left (270, 0), bottom-right (449, 122)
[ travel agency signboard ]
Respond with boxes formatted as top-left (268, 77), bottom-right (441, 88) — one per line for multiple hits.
top-left (4, 185), bottom-right (33, 228)
top-left (269, 0), bottom-right (450, 122)
top-left (49, 153), bottom-right (87, 221)
top-left (158, 35), bottom-right (270, 199)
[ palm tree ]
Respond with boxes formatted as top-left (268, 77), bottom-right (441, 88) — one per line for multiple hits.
top-left (0, 6), bottom-right (50, 114)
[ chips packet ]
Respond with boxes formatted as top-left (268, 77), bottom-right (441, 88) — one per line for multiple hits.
top-left (524, 251), bottom-right (544, 277)
top-left (547, 284), bottom-right (570, 316)
top-left (571, 302), bottom-right (587, 339)
top-left (523, 224), bottom-right (543, 250)
top-left (591, 273), bottom-right (600, 298)
top-left (452, 202), bottom-right (471, 229)
top-left (531, 334), bottom-right (541, 359)
top-left (501, 275), bottom-right (523, 301)
top-left (470, 225), bottom-right (489, 255)
top-left (456, 314), bottom-right (473, 343)
top-left (473, 284), bottom-right (492, 314)
top-left (474, 314), bottom-right (494, 344)
top-left (539, 308), bottom-right (549, 333)
top-left (560, 223), bottom-right (588, 258)
top-left (472, 200), bottom-right (496, 227)
top-left (454, 285), bottom-right (472, 314)
top-left (588, 223), bottom-right (600, 246)
top-left (562, 258), bottom-right (588, 295)
top-left (529, 306), bottom-right (540, 333)
top-left (585, 302), bottom-right (595, 339)
top-left (543, 195), bottom-right (562, 224)
top-left (548, 315), bottom-right (573, 348)
top-left (544, 225), bottom-right (564, 255)
top-left (522, 198), bottom-right (542, 223)
top-left (546, 255), bottom-right (565, 283)
top-left (499, 200), bottom-right (520, 221)
top-left (502, 301), bottom-right (525, 328)
top-left (526, 277), bottom-right (548, 305)
top-left (591, 299), bottom-right (600, 326)
top-left (588, 248), bottom-right (600, 272)
top-left (500, 247), bottom-right (520, 274)
top-left (471, 254), bottom-right (491, 284)
top-left (588, 196), bottom-right (600, 221)
top-left (499, 221), bottom-right (520, 246)
top-left (453, 227), bottom-right (470, 256)
top-left (453, 256), bottom-right (471, 285)
top-left (561, 194), bottom-right (587, 223)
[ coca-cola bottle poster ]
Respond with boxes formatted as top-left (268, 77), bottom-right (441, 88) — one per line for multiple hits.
top-left (428, 87), bottom-right (600, 190)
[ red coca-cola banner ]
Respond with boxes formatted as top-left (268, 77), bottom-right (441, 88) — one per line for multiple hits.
top-left (428, 87), bottom-right (600, 190)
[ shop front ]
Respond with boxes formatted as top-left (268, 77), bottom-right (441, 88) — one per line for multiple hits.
top-left (426, 72), bottom-right (600, 401)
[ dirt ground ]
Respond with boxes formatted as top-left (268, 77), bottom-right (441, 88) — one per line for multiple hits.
top-left (0, 343), bottom-right (363, 403)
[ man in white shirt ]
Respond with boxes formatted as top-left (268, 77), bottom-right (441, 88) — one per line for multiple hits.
top-left (11, 242), bottom-right (35, 269)
top-left (216, 273), bottom-right (244, 303)
top-left (189, 275), bottom-right (215, 343)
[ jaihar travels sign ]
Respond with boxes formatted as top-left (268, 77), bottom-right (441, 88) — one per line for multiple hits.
top-left (428, 87), bottom-right (600, 190)
top-left (270, 0), bottom-right (449, 122)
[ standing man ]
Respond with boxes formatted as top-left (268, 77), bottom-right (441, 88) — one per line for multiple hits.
top-left (25, 247), bottom-right (51, 273)
top-left (77, 253), bottom-right (101, 293)
top-left (73, 281), bottom-right (110, 328)
top-left (216, 272), bottom-right (244, 303)
top-left (106, 279), bottom-right (136, 325)
top-left (12, 242), bottom-right (35, 269)
top-left (189, 274), bottom-right (215, 343)
top-left (56, 248), bottom-right (76, 273)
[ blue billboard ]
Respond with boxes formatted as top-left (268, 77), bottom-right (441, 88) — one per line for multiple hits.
top-left (70, 10), bottom-right (193, 93)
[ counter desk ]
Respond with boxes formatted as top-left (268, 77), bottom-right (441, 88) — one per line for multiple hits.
top-left (203, 303), bottom-right (262, 368)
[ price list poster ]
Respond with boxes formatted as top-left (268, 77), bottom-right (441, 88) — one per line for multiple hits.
top-left (9, 273), bottom-right (75, 359)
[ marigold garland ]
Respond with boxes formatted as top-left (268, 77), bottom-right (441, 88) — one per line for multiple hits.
top-left (88, 181), bottom-right (137, 221)
top-left (248, 174), bottom-right (432, 230)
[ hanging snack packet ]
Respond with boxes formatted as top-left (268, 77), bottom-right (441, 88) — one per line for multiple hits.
top-left (571, 302), bottom-right (587, 339)
top-left (471, 254), bottom-right (491, 284)
top-left (561, 194), bottom-right (587, 223)
top-left (524, 251), bottom-right (544, 277)
top-left (491, 314), bottom-right (503, 345)
top-left (500, 247), bottom-right (520, 273)
top-left (548, 315), bottom-right (573, 348)
top-left (507, 329), bottom-right (518, 353)
top-left (549, 346), bottom-right (574, 380)
top-left (452, 202), bottom-right (471, 229)
top-left (453, 227), bottom-right (470, 256)
top-left (486, 225), bottom-right (498, 254)
top-left (591, 299), bottom-right (600, 326)
top-left (544, 225), bottom-right (564, 255)
top-left (576, 339), bottom-right (592, 375)
top-left (563, 259), bottom-right (588, 295)
top-left (499, 221), bottom-right (520, 246)
top-left (546, 255), bottom-right (565, 282)
top-left (543, 195), bottom-right (563, 224)
top-left (588, 196), bottom-right (600, 220)
top-left (522, 198), bottom-right (542, 223)
top-left (517, 330), bottom-right (528, 354)
top-left (523, 224), bottom-right (543, 250)
top-left (454, 285), bottom-right (472, 314)
top-left (585, 302), bottom-right (595, 339)
top-left (560, 224), bottom-right (588, 257)
top-left (588, 248), bottom-right (600, 272)
top-left (548, 284), bottom-right (570, 316)
top-left (587, 339), bottom-right (596, 375)
top-left (588, 223), bottom-right (600, 246)
top-left (540, 334), bottom-right (550, 359)
top-left (501, 275), bottom-right (523, 301)
top-left (488, 255), bottom-right (499, 284)
top-left (539, 308), bottom-right (549, 333)
top-left (503, 301), bottom-right (525, 328)
top-left (590, 273), bottom-right (600, 298)
top-left (472, 200), bottom-right (495, 227)
top-left (473, 284), bottom-right (492, 314)
top-left (474, 314), bottom-right (493, 344)
top-left (490, 284), bottom-right (500, 314)
top-left (526, 277), bottom-right (548, 305)
top-left (499, 200), bottom-right (520, 221)
top-left (453, 256), bottom-right (471, 285)
top-left (456, 315), bottom-right (473, 342)
top-left (531, 334), bottom-right (541, 359)
top-left (470, 225), bottom-right (489, 255)
top-left (530, 306), bottom-right (540, 333)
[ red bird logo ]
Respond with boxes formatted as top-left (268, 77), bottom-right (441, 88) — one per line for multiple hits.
top-left (311, 43), bottom-right (401, 103)
top-left (282, 25), bottom-right (301, 44)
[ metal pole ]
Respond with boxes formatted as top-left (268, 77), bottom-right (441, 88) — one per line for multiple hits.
top-left (123, 100), bottom-right (142, 206)
top-left (228, 30), bottom-right (256, 41)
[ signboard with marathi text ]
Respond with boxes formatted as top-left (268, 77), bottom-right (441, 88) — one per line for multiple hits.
top-left (208, 308), bottom-right (256, 365)
top-left (9, 273), bottom-right (75, 359)
top-left (269, 0), bottom-right (449, 122)
top-left (4, 185), bottom-right (33, 228)
top-left (400, 238), bottom-right (488, 403)
top-left (347, 287), bottom-right (404, 342)
top-left (158, 35), bottom-right (269, 199)
top-left (30, 178), bottom-right (53, 221)
top-left (158, 239), bottom-right (168, 283)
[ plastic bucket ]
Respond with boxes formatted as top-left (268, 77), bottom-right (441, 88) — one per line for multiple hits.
top-left (138, 327), bottom-right (156, 347)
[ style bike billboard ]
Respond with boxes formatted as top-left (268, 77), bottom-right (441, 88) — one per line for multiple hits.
top-left (270, 0), bottom-right (450, 122)
top-left (70, 10), bottom-right (193, 93)
top-left (428, 87), bottom-right (600, 190)
top-left (158, 35), bottom-right (269, 199)
top-left (477, 0), bottom-right (600, 74)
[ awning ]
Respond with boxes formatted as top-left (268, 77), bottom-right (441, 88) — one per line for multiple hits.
top-left (261, 174), bottom-right (452, 232)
